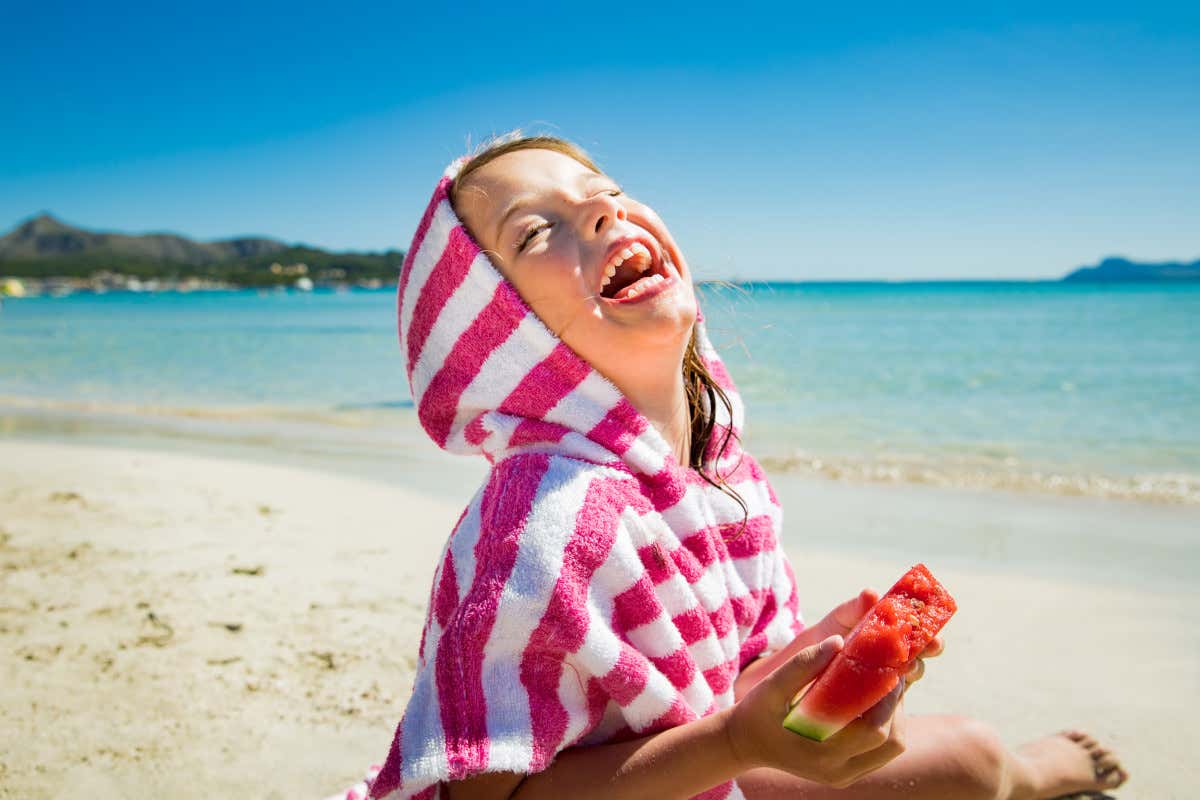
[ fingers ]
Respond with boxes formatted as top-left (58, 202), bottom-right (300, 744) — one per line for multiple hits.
top-left (822, 677), bottom-right (905, 756)
top-left (834, 588), bottom-right (879, 630)
top-left (773, 636), bottom-right (843, 711)
top-left (903, 658), bottom-right (925, 686)
top-left (784, 589), bottom-right (883, 659)
top-left (840, 694), bottom-right (908, 783)
top-left (858, 677), bottom-right (905, 733)
top-left (921, 635), bottom-right (945, 658)
top-left (807, 588), bottom-right (879, 643)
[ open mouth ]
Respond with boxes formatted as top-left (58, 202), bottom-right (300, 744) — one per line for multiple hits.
top-left (598, 241), bottom-right (674, 301)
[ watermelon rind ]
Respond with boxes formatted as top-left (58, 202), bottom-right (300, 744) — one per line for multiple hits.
top-left (781, 704), bottom-right (841, 741)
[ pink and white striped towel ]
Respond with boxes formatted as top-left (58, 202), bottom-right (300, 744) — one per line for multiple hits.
top-left (332, 154), bottom-right (805, 800)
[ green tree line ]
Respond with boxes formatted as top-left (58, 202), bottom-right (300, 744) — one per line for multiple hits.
top-left (0, 246), bottom-right (406, 287)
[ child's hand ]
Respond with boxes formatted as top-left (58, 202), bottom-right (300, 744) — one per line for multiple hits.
top-left (725, 636), bottom-right (908, 788)
top-left (780, 588), bottom-right (879, 658)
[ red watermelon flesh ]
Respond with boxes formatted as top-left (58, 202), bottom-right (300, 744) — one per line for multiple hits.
top-left (782, 563), bottom-right (957, 741)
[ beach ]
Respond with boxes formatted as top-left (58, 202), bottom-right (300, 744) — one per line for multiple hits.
top-left (2, 438), bottom-right (1195, 798)
top-left (6, 6), bottom-right (1200, 798)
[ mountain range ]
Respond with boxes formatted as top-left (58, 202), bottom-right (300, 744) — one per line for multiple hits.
top-left (0, 213), bottom-right (403, 286)
top-left (1, 213), bottom-right (292, 265)
top-left (1, 213), bottom-right (1197, 284)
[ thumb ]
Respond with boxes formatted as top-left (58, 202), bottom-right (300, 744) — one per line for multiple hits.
top-left (767, 635), bottom-right (843, 709)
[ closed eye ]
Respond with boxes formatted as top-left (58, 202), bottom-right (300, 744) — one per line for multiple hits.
top-left (518, 222), bottom-right (550, 252)
top-left (516, 190), bottom-right (623, 253)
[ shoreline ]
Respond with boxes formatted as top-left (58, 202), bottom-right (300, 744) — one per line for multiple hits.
top-left (6, 415), bottom-right (1198, 593)
top-left (4, 393), bottom-right (1197, 508)
top-left (6, 398), bottom-right (1199, 595)
top-left (1, 438), bottom-right (1196, 797)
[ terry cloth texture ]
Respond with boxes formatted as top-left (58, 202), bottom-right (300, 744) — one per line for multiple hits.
top-left (335, 154), bottom-right (804, 800)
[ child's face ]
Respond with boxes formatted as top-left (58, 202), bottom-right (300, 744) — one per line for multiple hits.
top-left (454, 148), bottom-right (698, 388)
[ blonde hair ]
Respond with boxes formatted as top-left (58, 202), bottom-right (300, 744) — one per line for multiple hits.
top-left (449, 129), bottom-right (749, 540)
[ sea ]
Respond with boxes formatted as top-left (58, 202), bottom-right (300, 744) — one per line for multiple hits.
top-left (1, 281), bottom-right (1197, 505)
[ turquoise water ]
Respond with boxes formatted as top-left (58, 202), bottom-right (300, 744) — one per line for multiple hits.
top-left (1, 282), bottom-right (1197, 503)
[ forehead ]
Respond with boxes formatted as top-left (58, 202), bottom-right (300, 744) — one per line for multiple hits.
top-left (457, 149), bottom-right (609, 242)
top-left (460, 150), bottom-right (606, 215)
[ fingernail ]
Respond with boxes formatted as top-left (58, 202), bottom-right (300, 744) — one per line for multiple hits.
top-left (822, 635), bottom-right (844, 653)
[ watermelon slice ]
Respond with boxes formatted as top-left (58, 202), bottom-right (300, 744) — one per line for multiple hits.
top-left (782, 563), bottom-right (957, 741)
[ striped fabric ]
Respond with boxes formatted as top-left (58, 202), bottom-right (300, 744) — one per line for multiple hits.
top-left (336, 155), bottom-right (805, 800)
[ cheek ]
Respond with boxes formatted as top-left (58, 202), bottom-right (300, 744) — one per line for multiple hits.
top-left (509, 251), bottom-right (590, 327)
top-left (627, 198), bottom-right (663, 227)
top-left (627, 205), bottom-right (676, 255)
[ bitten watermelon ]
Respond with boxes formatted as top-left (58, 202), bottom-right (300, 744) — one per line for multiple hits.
top-left (782, 563), bottom-right (957, 741)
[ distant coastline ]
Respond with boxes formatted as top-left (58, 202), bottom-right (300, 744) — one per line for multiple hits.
top-left (1060, 256), bottom-right (1200, 282)
top-left (1, 212), bottom-right (1197, 298)
top-left (0, 213), bottom-right (400, 296)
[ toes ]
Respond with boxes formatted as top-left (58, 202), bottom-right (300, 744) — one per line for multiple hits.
top-left (1094, 753), bottom-right (1128, 789)
top-left (1062, 729), bottom-right (1098, 749)
top-left (1059, 729), bottom-right (1127, 789)
top-left (1102, 766), bottom-right (1129, 788)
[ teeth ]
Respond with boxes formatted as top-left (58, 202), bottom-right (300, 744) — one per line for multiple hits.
top-left (604, 241), bottom-right (652, 273)
top-left (599, 240), bottom-right (672, 297)
top-left (618, 272), bottom-right (667, 300)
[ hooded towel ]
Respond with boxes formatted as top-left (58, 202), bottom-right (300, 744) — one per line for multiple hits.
top-left (343, 154), bottom-right (804, 800)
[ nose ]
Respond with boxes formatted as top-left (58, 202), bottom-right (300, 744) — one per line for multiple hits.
top-left (581, 191), bottom-right (626, 238)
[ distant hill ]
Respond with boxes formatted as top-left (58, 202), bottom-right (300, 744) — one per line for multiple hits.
top-left (0, 213), bottom-right (404, 286)
top-left (0, 212), bottom-right (291, 264)
top-left (1063, 256), bottom-right (1200, 282)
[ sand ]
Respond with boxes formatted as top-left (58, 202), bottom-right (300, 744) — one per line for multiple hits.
top-left (1, 438), bottom-right (1195, 798)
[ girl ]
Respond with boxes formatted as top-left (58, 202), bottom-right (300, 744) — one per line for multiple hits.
top-left (333, 131), bottom-right (1127, 800)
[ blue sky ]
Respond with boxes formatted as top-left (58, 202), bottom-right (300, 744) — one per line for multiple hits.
top-left (3, 2), bottom-right (1198, 280)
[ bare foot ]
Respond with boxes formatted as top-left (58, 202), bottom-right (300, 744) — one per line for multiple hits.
top-left (1013, 730), bottom-right (1128, 799)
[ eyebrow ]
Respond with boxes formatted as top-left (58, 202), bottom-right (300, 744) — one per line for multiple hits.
top-left (491, 171), bottom-right (610, 246)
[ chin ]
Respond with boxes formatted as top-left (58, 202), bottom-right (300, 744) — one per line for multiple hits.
top-left (633, 303), bottom-right (697, 348)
